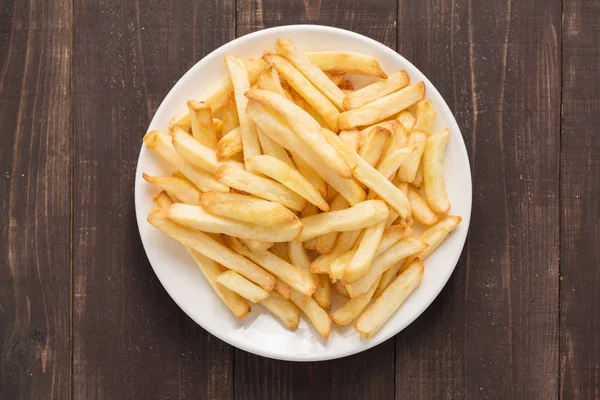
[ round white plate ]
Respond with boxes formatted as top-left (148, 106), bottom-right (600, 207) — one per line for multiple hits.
top-left (135, 25), bottom-right (472, 362)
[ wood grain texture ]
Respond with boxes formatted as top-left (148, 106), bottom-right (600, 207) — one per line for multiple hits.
top-left (72, 0), bottom-right (235, 399)
top-left (234, 1), bottom-right (397, 399)
top-left (396, 0), bottom-right (561, 398)
top-left (0, 0), bottom-right (72, 398)
top-left (560, 1), bottom-right (600, 398)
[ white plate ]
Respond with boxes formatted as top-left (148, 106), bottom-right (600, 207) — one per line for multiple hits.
top-left (135, 25), bottom-right (472, 362)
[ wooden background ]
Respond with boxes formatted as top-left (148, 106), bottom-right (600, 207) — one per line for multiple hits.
top-left (1, 0), bottom-right (598, 398)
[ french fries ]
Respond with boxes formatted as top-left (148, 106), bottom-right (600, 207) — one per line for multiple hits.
top-left (263, 53), bottom-right (340, 132)
top-left (148, 207), bottom-right (275, 291)
top-left (144, 39), bottom-right (463, 340)
top-left (200, 191), bottom-right (298, 226)
top-left (245, 89), bottom-right (349, 177)
top-left (339, 82), bottom-right (425, 129)
top-left (216, 270), bottom-right (270, 303)
top-left (343, 70), bottom-right (410, 110)
top-left (143, 130), bottom-right (229, 192)
top-left (305, 51), bottom-right (387, 78)
top-left (290, 290), bottom-right (331, 339)
top-left (345, 237), bottom-right (427, 298)
top-left (142, 174), bottom-right (201, 205)
top-left (423, 129), bottom-right (451, 214)
top-left (355, 259), bottom-right (424, 337)
top-left (260, 292), bottom-right (300, 330)
top-left (216, 127), bottom-right (243, 161)
top-left (170, 58), bottom-right (268, 132)
top-left (172, 127), bottom-right (244, 174)
top-left (216, 165), bottom-right (307, 212)
top-left (298, 200), bottom-right (389, 242)
top-left (187, 100), bottom-right (218, 149)
top-left (166, 203), bottom-right (302, 242)
top-left (276, 39), bottom-right (346, 111)
top-left (246, 155), bottom-right (329, 211)
top-left (246, 102), bottom-right (365, 205)
top-left (225, 56), bottom-right (262, 168)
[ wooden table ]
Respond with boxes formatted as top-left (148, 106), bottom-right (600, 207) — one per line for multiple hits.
top-left (1, 0), bottom-right (598, 398)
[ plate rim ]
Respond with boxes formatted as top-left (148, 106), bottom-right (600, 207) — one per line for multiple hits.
top-left (134, 24), bottom-right (472, 362)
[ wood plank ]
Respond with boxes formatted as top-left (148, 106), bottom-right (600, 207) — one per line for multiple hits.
top-left (395, 0), bottom-right (561, 398)
top-left (0, 0), bottom-right (72, 398)
top-left (560, 1), bottom-right (600, 398)
top-left (234, 1), bottom-right (397, 399)
top-left (72, 1), bottom-right (235, 398)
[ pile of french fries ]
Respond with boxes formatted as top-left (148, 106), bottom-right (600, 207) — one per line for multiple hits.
top-left (143, 39), bottom-right (462, 340)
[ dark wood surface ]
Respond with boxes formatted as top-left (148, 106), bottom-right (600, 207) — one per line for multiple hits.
top-left (0, 0), bottom-right (597, 399)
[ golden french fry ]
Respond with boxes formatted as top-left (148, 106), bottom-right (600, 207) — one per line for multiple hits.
top-left (225, 56), bottom-right (262, 167)
top-left (423, 129), bottom-right (450, 214)
top-left (257, 127), bottom-right (294, 166)
top-left (166, 203), bottom-right (302, 242)
top-left (187, 100), bottom-right (218, 149)
top-left (216, 165), bottom-right (306, 212)
top-left (170, 58), bottom-right (268, 132)
top-left (321, 128), bottom-right (412, 224)
top-left (345, 237), bottom-right (427, 298)
top-left (246, 102), bottom-right (365, 205)
top-left (413, 99), bottom-right (436, 134)
top-left (376, 146), bottom-right (416, 180)
top-left (200, 191), bottom-right (298, 226)
top-left (298, 200), bottom-right (389, 242)
top-left (148, 208), bottom-right (275, 290)
top-left (301, 202), bottom-right (319, 250)
top-left (316, 194), bottom-right (350, 254)
top-left (143, 130), bottom-right (229, 192)
top-left (396, 130), bottom-right (427, 182)
top-left (276, 39), bottom-right (346, 111)
top-left (396, 110), bottom-right (416, 132)
top-left (246, 90), bottom-right (350, 176)
top-left (224, 236), bottom-right (316, 296)
top-left (334, 281), bottom-right (350, 298)
top-left (288, 87), bottom-right (330, 128)
top-left (412, 161), bottom-right (424, 188)
top-left (257, 66), bottom-right (293, 100)
top-left (222, 92), bottom-right (239, 136)
top-left (187, 249), bottom-right (251, 318)
top-left (339, 129), bottom-right (361, 152)
top-left (343, 221), bottom-right (386, 284)
top-left (290, 290), bottom-right (331, 339)
top-left (417, 215), bottom-right (462, 260)
top-left (290, 152), bottom-right (328, 198)
top-left (142, 174), bottom-right (201, 205)
top-left (216, 127), bottom-right (242, 161)
top-left (330, 276), bottom-right (380, 326)
top-left (288, 240), bottom-right (321, 289)
top-left (247, 155), bottom-right (329, 212)
top-left (313, 274), bottom-right (331, 310)
top-left (172, 127), bottom-right (244, 174)
top-left (325, 71), bottom-right (345, 85)
top-left (359, 120), bottom-right (399, 144)
top-left (274, 278), bottom-right (292, 299)
top-left (355, 259), bottom-right (424, 337)
top-left (343, 70), bottom-right (410, 110)
top-left (407, 186), bottom-right (439, 225)
top-left (216, 270), bottom-right (270, 303)
top-left (310, 229), bottom-right (362, 274)
top-left (263, 52), bottom-right (340, 132)
top-left (339, 82), bottom-right (425, 129)
top-left (305, 51), bottom-right (387, 78)
top-left (242, 239), bottom-right (274, 251)
top-left (153, 190), bottom-right (174, 209)
top-left (358, 126), bottom-right (391, 167)
top-left (330, 248), bottom-right (357, 282)
top-left (377, 121), bottom-right (407, 174)
top-left (260, 292), bottom-right (300, 330)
